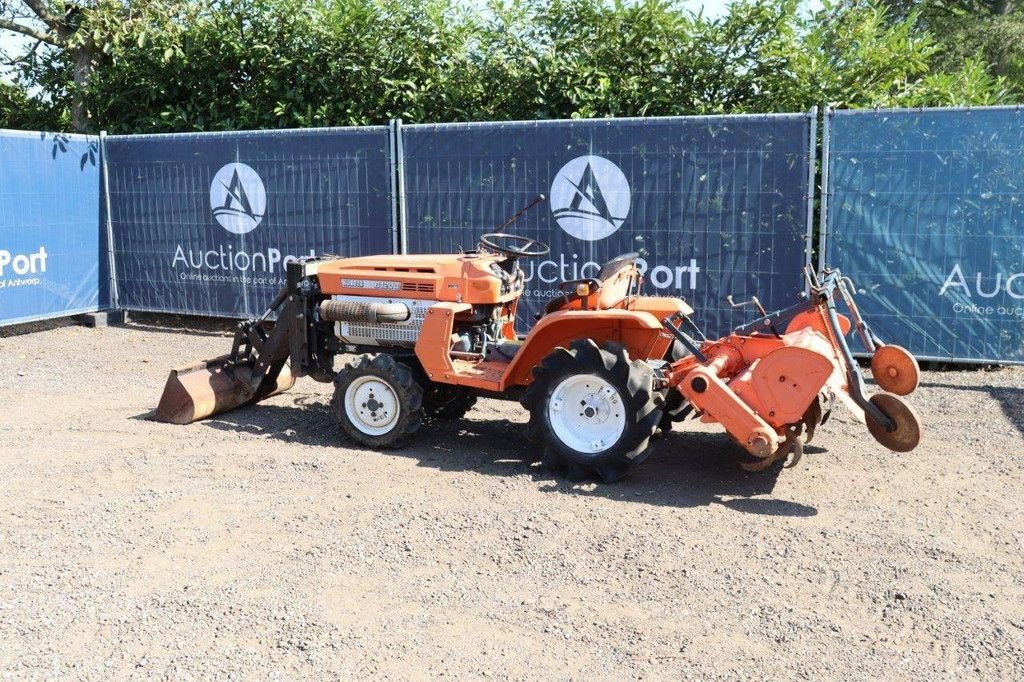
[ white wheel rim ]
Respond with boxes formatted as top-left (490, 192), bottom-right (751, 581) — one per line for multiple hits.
top-left (345, 376), bottom-right (400, 436)
top-left (547, 374), bottom-right (626, 455)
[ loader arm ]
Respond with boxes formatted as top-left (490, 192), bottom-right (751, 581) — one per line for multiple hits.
top-left (153, 260), bottom-right (338, 424)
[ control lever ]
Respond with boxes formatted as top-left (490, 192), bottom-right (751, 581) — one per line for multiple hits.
top-left (726, 294), bottom-right (780, 338)
top-left (726, 294), bottom-right (769, 318)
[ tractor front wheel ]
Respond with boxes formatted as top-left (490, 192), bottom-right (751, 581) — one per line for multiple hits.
top-left (522, 340), bottom-right (662, 483)
top-left (332, 354), bottom-right (424, 448)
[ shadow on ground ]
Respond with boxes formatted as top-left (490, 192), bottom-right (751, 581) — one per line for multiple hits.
top-left (201, 395), bottom-right (818, 518)
top-left (124, 312), bottom-right (238, 337)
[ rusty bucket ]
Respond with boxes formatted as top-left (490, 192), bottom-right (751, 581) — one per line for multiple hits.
top-left (152, 355), bottom-right (295, 424)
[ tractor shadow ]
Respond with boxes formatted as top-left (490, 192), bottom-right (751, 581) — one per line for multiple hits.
top-left (202, 396), bottom-right (818, 517)
top-left (536, 430), bottom-right (821, 518)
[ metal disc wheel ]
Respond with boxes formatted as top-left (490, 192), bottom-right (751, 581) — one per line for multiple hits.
top-left (332, 354), bottom-right (423, 448)
top-left (522, 339), bottom-right (662, 484)
top-left (865, 391), bottom-right (922, 453)
top-left (547, 375), bottom-right (627, 454)
top-left (871, 345), bottom-right (920, 396)
top-left (345, 376), bottom-right (400, 436)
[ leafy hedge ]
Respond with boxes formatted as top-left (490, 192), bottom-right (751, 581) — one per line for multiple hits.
top-left (1, 0), bottom-right (1016, 134)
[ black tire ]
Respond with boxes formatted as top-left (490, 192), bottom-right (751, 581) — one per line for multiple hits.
top-left (422, 383), bottom-right (478, 421)
top-left (331, 354), bottom-right (423, 448)
top-left (522, 339), bottom-right (662, 483)
top-left (659, 339), bottom-right (692, 432)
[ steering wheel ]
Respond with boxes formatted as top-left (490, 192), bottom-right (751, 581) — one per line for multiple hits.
top-left (478, 233), bottom-right (550, 258)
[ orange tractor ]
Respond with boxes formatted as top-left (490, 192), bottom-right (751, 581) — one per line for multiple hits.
top-left (155, 231), bottom-right (922, 482)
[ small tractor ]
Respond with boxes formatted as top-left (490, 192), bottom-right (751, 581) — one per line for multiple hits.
top-left (154, 229), bottom-right (922, 482)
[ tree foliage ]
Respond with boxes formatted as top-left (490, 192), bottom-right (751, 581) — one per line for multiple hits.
top-left (0, 0), bottom-right (1018, 134)
top-left (0, 80), bottom-right (50, 128)
top-left (883, 0), bottom-right (1024, 85)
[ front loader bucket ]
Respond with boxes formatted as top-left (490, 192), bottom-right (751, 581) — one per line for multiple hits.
top-left (153, 355), bottom-right (295, 424)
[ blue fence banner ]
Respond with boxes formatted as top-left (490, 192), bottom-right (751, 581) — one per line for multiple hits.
top-left (106, 126), bottom-right (395, 318)
top-left (399, 115), bottom-right (814, 336)
top-left (0, 130), bottom-right (102, 327)
top-left (823, 107), bottom-right (1024, 364)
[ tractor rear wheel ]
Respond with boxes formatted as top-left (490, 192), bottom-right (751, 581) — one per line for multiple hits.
top-left (332, 354), bottom-right (424, 448)
top-left (522, 339), bottom-right (662, 483)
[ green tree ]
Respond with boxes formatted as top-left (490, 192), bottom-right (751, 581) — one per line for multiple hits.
top-left (0, 79), bottom-right (53, 128)
top-left (792, 0), bottom-right (1013, 109)
top-left (0, 0), bottom-right (1017, 133)
top-left (0, 1), bottom-right (192, 131)
top-left (879, 1), bottom-right (1024, 84)
top-left (82, 0), bottom-right (489, 131)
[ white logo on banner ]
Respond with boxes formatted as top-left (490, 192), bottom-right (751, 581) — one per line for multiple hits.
top-left (0, 246), bottom-right (47, 289)
top-left (549, 155), bottom-right (630, 241)
top-left (210, 162), bottom-right (266, 235)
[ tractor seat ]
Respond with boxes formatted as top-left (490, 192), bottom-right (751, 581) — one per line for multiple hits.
top-left (485, 339), bottom-right (523, 362)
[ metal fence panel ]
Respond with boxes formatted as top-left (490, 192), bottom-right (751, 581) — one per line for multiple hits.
top-left (400, 115), bottom-right (813, 336)
top-left (106, 127), bottom-right (394, 318)
top-left (0, 130), bottom-right (102, 326)
top-left (823, 107), bottom-right (1024, 364)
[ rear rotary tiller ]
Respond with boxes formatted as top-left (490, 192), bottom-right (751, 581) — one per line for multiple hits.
top-left (153, 223), bottom-right (921, 483)
top-left (658, 267), bottom-right (920, 472)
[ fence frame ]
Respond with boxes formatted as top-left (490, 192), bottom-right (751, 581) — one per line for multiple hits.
top-left (395, 110), bottom-right (818, 279)
top-left (0, 128), bottom-right (106, 327)
top-left (4, 110), bottom-right (817, 333)
top-left (817, 107), bottom-right (831, 273)
top-left (819, 104), bottom-right (1024, 365)
top-left (102, 124), bottom-right (395, 319)
top-left (98, 130), bottom-right (120, 314)
top-left (804, 106), bottom-right (818, 289)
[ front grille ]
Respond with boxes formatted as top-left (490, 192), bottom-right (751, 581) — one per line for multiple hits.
top-left (401, 282), bottom-right (434, 293)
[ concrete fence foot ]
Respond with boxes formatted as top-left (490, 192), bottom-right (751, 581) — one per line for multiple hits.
top-left (76, 311), bottom-right (125, 328)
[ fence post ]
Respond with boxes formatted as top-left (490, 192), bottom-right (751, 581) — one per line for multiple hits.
top-left (817, 106), bottom-right (832, 272)
top-left (388, 119), bottom-right (401, 255)
top-left (804, 106), bottom-right (817, 286)
top-left (393, 118), bottom-right (408, 254)
top-left (99, 130), bottom-right (120, 314)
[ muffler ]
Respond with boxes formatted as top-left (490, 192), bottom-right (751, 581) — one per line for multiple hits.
top-left (319, 299), bottom-right (410, 324)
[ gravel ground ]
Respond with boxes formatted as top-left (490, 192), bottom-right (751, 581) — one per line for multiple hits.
top-left (1, 319), bottom-right (1023, 679)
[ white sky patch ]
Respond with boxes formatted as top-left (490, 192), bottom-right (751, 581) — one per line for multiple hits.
top-left (0, 11), bottom-right (48, 85)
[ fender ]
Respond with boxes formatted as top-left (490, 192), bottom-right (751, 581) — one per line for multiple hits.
top-left (502, 309), bottom-right (666, 389)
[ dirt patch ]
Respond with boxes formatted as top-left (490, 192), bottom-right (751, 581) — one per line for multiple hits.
top-left (1, 322), bottom-right (1023, 678)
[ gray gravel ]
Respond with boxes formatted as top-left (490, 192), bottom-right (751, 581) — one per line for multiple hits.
top-left (1, 321), bottom-right (1023, 679)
